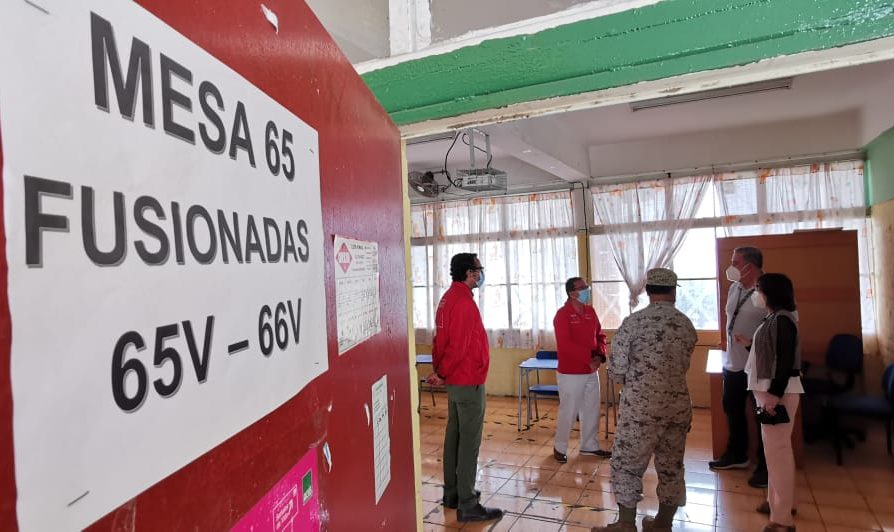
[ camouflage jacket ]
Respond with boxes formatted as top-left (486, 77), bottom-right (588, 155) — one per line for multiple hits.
top-left (609, 301), bottom-right (697, 404)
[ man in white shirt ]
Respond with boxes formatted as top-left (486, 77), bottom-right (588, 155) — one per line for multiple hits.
top-left (708, 247), bottom-right (769, 488)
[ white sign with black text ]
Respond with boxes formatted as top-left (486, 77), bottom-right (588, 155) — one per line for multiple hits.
top-left (0, 1), bottom-right (327, 530)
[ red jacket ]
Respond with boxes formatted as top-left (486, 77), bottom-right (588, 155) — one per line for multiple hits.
top-left (554, 300), bottom-right (607, 375)
top-left (432, 282), bottom-right (489, 385)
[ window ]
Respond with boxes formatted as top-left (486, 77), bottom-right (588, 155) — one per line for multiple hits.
top-left (590, 174), bottom-right (714, 329)
top-left (410, 192), bottom-right (579, 348)
top-left (590, 226), bottom-right (718, 330)
top-left (590, 160), bottom-right (872, 335)
top-left (590, 233), bottom-right (643, 329)
top-left (410, 244), bottom-right (434, 331)
top-left (412, 161), bottom-right (873, 342)
top-left (673, 227), bottom-right (720, 330)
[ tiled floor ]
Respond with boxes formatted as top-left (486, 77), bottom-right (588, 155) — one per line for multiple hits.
top-left (417, 395), bottom-right (894, 531)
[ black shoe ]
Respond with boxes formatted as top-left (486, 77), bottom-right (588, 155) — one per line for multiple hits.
top-left (456, 504), bottom-right (504, 522)
top-left (580, 449), bottom-right (612, 458)
top-left (553, 448), bottom-right (567, 463)
top-left (708, 454), bottom-right (750, 470)
top-left (756, 501), bottom-right (796, 515)
top-left (443, 490), bottom-right (481, 509)
top-left (748, 468), bottom-right (769, 488)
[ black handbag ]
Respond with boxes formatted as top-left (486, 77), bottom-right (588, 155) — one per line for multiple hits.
top-left (755, 403), bottom-right (790, 425)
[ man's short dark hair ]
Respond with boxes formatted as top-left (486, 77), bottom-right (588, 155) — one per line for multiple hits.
top-left (757, 273), bottom-right (796, 312)
top-left (734, 246), bottom-right (763, 269)
top-left (450, 253), bottom-right (478, 282)
top-left (645, 284), bottom-right (673, 295)
top-left (565, 277), bottom-right (584, 295)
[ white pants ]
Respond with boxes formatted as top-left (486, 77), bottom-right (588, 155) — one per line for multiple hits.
top-left (555, 371), bottom-right (601, 454)
top-left (754, 391), bottom-right (800, 527)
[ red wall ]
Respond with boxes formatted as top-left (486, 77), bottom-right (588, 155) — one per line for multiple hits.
top-left (0, 1), bottom-right (414, 530)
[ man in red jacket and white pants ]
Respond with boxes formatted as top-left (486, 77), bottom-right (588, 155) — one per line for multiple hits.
top-left (552, 276), bottom-right (612, 463)
top-left (427, 253), bottom-right (503, 523)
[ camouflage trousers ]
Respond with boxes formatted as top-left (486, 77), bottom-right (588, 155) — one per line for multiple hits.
top-left (610, 409), bottom-right (691, 508)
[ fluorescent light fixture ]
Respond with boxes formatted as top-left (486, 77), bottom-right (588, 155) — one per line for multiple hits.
top-left (406, 132), bottom-right (457, 145)
top-left (629, 78), bottom-right (793, 111)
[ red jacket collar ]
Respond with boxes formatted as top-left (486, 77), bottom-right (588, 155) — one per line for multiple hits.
top-left (450, 281), bottom-right (474, 296)
top-left (563, 299), bottom-right (588, 314)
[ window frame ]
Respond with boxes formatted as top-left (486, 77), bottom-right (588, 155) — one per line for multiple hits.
top-left (410, 193), bottom-right (578, 336)
top-left (588, 161), bottom-right (869, 332)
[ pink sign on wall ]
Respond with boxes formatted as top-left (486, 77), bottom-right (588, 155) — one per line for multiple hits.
top-left (232, 448), bottom-right (321, 532)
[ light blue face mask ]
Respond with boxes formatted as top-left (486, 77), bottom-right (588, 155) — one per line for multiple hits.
top-left (475, 270), bottom-right (485, 288)
top-left (578, 287), bottom-right (591, 304)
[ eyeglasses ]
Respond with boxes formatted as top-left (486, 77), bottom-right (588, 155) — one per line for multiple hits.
top-left (470, 267), bottom-right (484, 272)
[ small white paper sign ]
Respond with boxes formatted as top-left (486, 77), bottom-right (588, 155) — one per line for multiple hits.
top-left (371, 375), bottom-right (391, 504)
top-left (333, 236), bottom-right (381, 354)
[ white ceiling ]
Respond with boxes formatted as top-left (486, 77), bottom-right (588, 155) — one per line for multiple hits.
top-left (307, 0), bottom-right (604, 63)
top-left (302, 1), bottom-right (894, 201)
top-left (305, 0), bottom-right (390, 63)
top-left (406, 59), bottom-right (894, 201)
top-left (429, 0), bottom-right (593, 43)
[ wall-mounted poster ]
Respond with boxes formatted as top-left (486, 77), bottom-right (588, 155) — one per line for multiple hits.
top-left (0, 1), bottom-right (328, 529)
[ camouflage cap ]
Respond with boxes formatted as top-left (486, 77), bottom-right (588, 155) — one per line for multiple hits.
top-left (646, 268), bottom-right (679, 287)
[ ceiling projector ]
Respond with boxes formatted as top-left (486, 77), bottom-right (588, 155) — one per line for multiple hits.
top-left (454, 168), bottom-right (508, 192)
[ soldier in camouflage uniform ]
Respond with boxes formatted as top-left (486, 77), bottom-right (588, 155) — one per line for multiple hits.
top-left (592, 268), bottom-right (697, 532)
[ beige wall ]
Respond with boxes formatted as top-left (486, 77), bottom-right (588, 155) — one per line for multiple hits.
top-left (418, 329), bottom-right (720, 408)
top-left (588, 111), bottom-right (862, 179)
top-left (872, 197), bottom-right (894, 366)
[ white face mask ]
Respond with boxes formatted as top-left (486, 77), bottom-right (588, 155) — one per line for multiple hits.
top-left (751, 291), bottom-right (767, 309)
top-left (725, 265), bottom-right (741, 283)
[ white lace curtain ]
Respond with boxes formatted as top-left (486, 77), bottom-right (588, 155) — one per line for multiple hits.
top-left (592, 175), bottom-right (711, 308)
top-left (412, 161), bottom-right (874, 349)
top-left (715, 161), bottom-right (866, 231)
top-left (411, 192), bottom-right (578, 349)
top-left (715, 161), bottom-right (876, 353)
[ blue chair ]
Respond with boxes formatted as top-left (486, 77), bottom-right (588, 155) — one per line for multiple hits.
top-left (528, 350), bottom-right (559, 422)
top-left (827, 363), bottom-right (894, 465)
top-left (802, 334), bottom-right (864, 442)
top-left (802, 334), bottom-right (864, 396)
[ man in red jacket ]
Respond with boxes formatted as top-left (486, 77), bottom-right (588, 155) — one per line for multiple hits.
top-left (552, 277), bottom-right (612, 463)
top-left (426, 253), bottom-right (503, 523)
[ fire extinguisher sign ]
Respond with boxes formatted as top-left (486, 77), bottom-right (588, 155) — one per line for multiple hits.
top-left (333, 235), bottom-right (381, 355)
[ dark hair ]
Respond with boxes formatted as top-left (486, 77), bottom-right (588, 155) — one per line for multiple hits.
top-left (450, 253), bottom-right (478, 282)
top-left (565, 277), bottom-right (585, 295)
top-left (757, 273), bottom-right (796, 312)
top-left (734, 246), bottom-right (763, 269)
top-left (645, 284), bottom-right (673, 295)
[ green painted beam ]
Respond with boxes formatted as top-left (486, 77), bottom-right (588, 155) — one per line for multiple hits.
top-left (362, 0), bottom-right (894, 126)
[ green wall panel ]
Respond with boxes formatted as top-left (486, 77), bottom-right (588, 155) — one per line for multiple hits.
top-left (867, 127), bottom-right (894, 206)
top-left (363, 0), bottom-right (894, 125)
